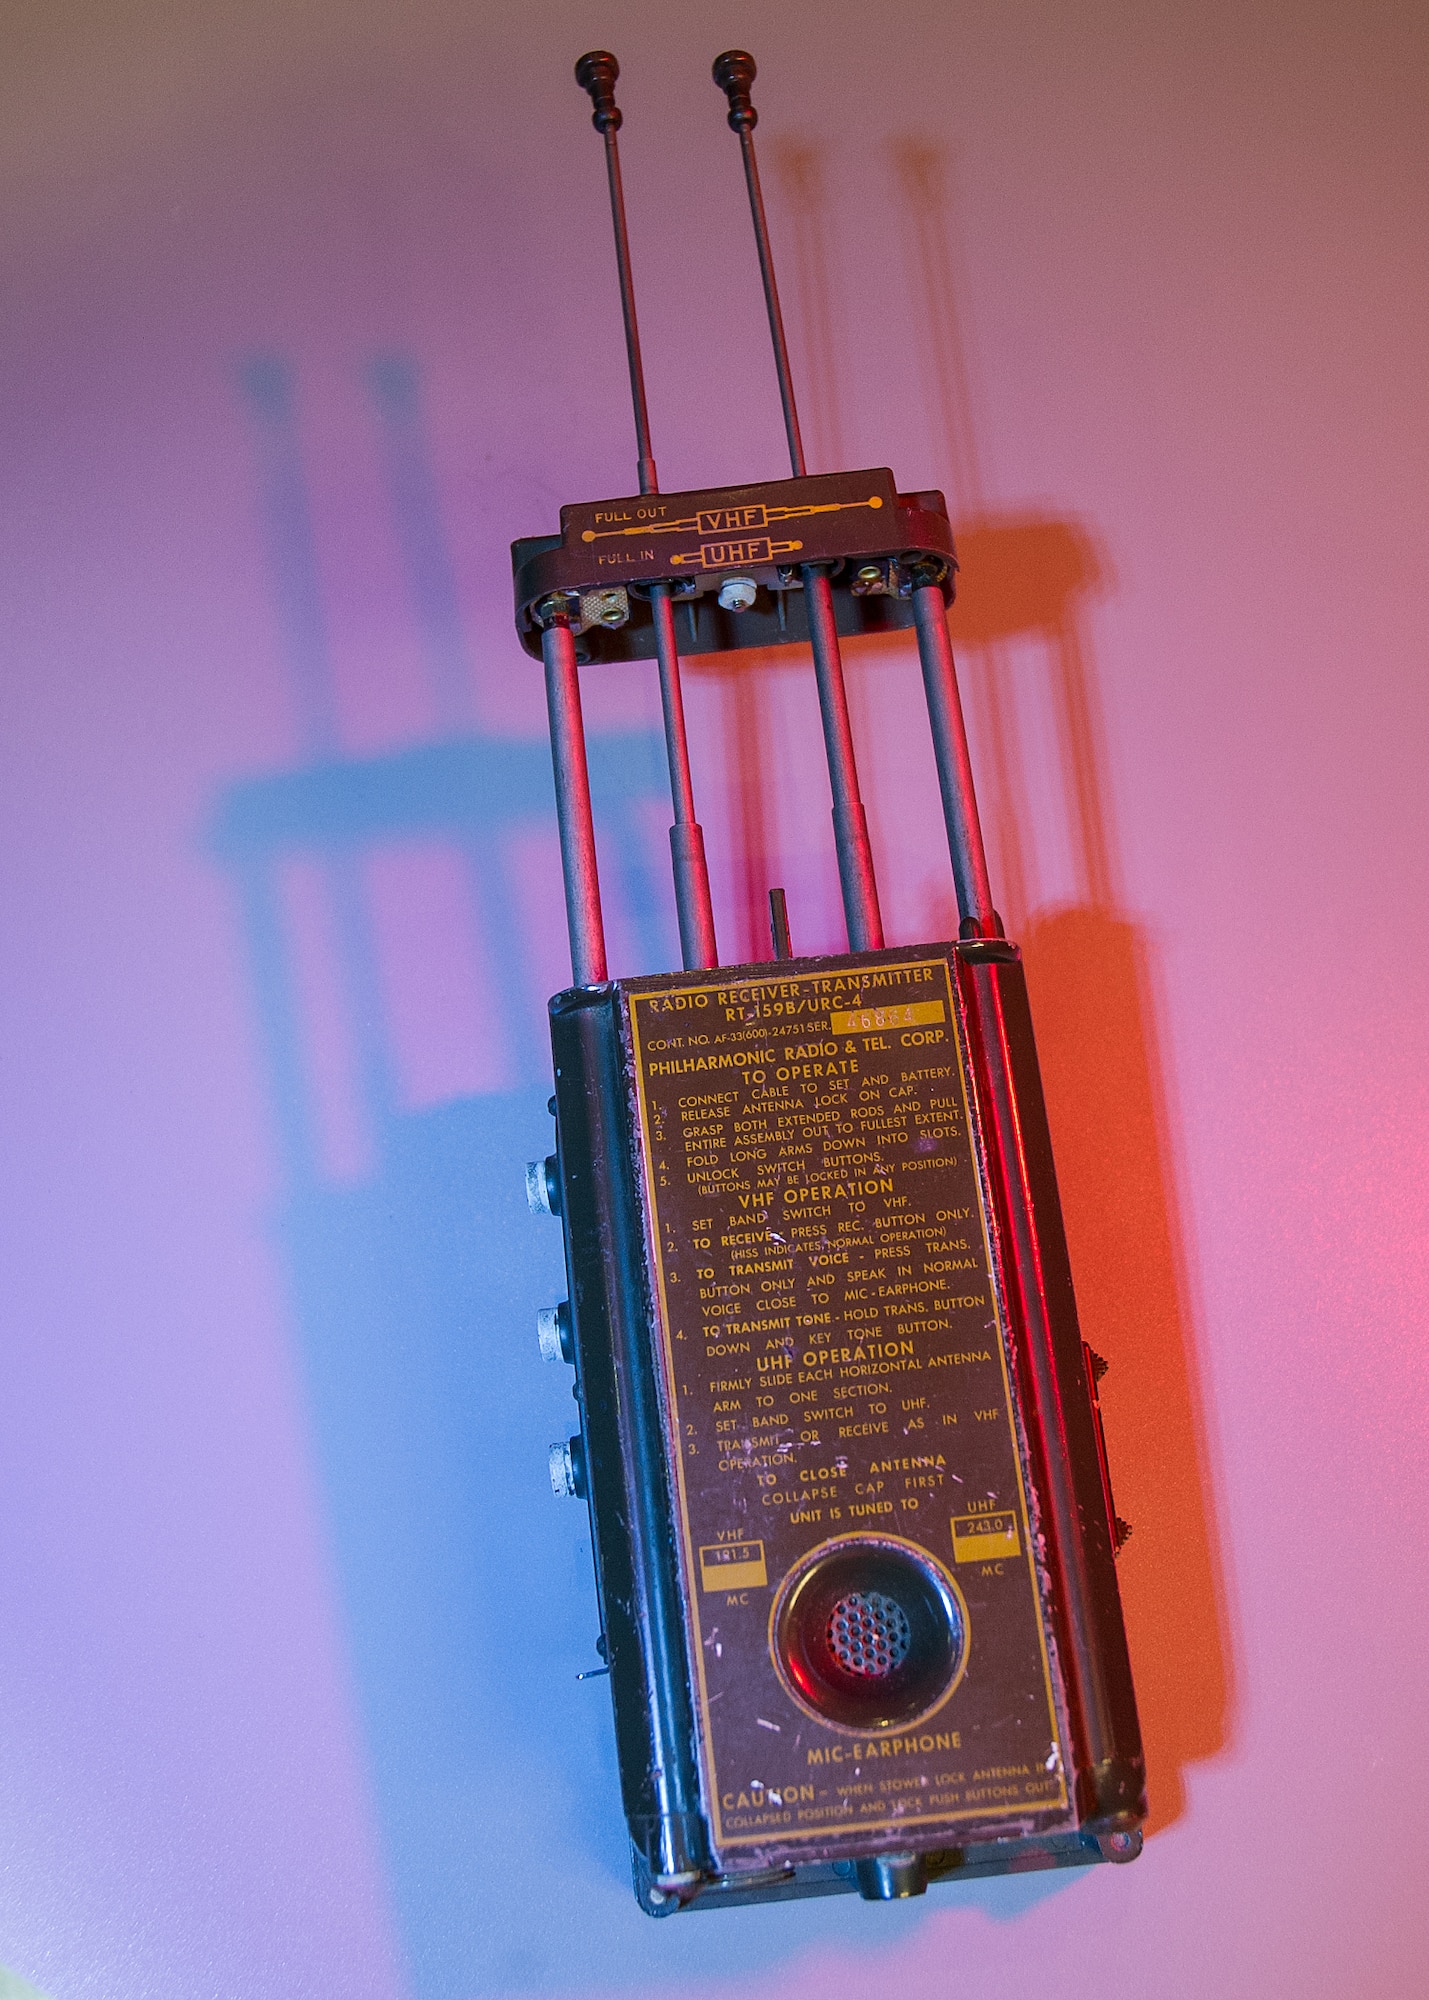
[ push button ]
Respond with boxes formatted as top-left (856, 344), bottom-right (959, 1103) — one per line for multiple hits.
top-left (537, 1302), bottom-right (575, 1363)
top-left (525, 1155), bottom-right (561, 1217)
top-left (548, 1437), bottom-right (588, 1499)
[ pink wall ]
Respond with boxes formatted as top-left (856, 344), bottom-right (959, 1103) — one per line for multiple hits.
top-left (1, 2), bottom-right (1425, 1995)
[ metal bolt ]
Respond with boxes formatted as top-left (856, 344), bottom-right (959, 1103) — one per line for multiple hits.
top-left (717, 575), bottom-right (758, 611)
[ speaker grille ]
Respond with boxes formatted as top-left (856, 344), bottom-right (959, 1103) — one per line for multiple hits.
top-left (827, 1590), bottom-right (912, 1680)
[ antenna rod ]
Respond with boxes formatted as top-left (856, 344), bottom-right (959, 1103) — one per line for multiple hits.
top-left (541, 609), bottom-right (608, 984)
top-left (575, 52), bottom-right (718, 970)
top-left (711, 50), bottom-right (806, 479)
top-left (575, 51), bottom-right (659, 495)
top-left (712, 51), bottom-right (882, 953)
top-left (911, 580), bottom-right (1001, 937)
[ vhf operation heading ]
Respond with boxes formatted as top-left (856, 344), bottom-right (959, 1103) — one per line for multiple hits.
top-left (514, 50), bottom-right (1145, 1915)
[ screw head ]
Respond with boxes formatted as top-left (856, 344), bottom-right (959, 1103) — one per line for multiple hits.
top-left (1099, 1826), bottom-right (1142, 1863)
top-left (717, 575), bottom-right (758, 611)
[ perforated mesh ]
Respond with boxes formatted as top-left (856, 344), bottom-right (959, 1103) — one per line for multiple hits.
top-left (827, 1591), bottom-right (911, 1679)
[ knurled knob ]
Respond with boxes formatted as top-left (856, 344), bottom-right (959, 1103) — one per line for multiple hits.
top-left (712, 49), bottom-right (758, 131)
top-left (575, 50), bottom-right (622, 132)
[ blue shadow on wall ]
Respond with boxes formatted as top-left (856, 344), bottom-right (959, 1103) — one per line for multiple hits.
top-left (209, 356), bottom-right (1066, 1999)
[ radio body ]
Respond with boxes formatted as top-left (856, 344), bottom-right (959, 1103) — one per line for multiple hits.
top-left (515, 51), bottom-right (1145, 1912)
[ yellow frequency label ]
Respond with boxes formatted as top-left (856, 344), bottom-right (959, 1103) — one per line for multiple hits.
top-left (699, 1541), bottom-right (769, 1591)
top-left (951, 1511), bottom-right (1021, 1563)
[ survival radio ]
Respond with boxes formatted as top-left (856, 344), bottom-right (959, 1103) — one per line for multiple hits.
top-left (515, 50), bottom-right (1145, 1914)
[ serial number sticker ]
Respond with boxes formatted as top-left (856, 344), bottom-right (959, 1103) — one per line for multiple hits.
top-left (699, 1541), bottom-right (768, 1591)
top-left (951, 1512), bottom-right (1021, 1563)
top-left (830, 999), bottom-right (946, 1035)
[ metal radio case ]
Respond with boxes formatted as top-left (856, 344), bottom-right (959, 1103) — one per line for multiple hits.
top-left (536, 941), bottom-right (1144, 1912)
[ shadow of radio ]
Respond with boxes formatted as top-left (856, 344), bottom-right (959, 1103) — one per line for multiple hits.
top-left (951, 512), bottom-right (1230, 1839)
top-left (210, 726), bottom-right (688, 1991)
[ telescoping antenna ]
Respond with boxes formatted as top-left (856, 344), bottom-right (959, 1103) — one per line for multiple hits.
top-left (712, 50), bottom-right (883, 953)
top-left (524, 49), bottom-right (1000, 981)
top-left (712, 50), bottom-right (998, 941)
top-left (575, 52), bottom-right (719, 973)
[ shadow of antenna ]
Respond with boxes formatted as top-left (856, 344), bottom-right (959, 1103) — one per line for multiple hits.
top-left (891, 142), bottom-right (1231, 1834)
top-left (368, 351), bottom-right (537, 1083)
top-left (893, 138), bottom-right (1035, 924)
top-left (771, 136), bottom-right (846, 474)
top-left (207, 356), bottom-right (720, 1988)
top-left (224, 354), bottom-right (675, 1166)
top-left (236, 355), bottom-right (399, 1163)
top-left (367, 353), bottom-right (478, 734)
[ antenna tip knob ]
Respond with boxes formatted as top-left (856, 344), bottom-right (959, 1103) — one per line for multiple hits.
top-left (575, 50), bottom-right (622, 132)
top-left (712, 49), bottom-right (758, 130)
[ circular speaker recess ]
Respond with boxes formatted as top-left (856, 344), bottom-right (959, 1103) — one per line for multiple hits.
top-left (770, 1537), bottom-right (968, 1732)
